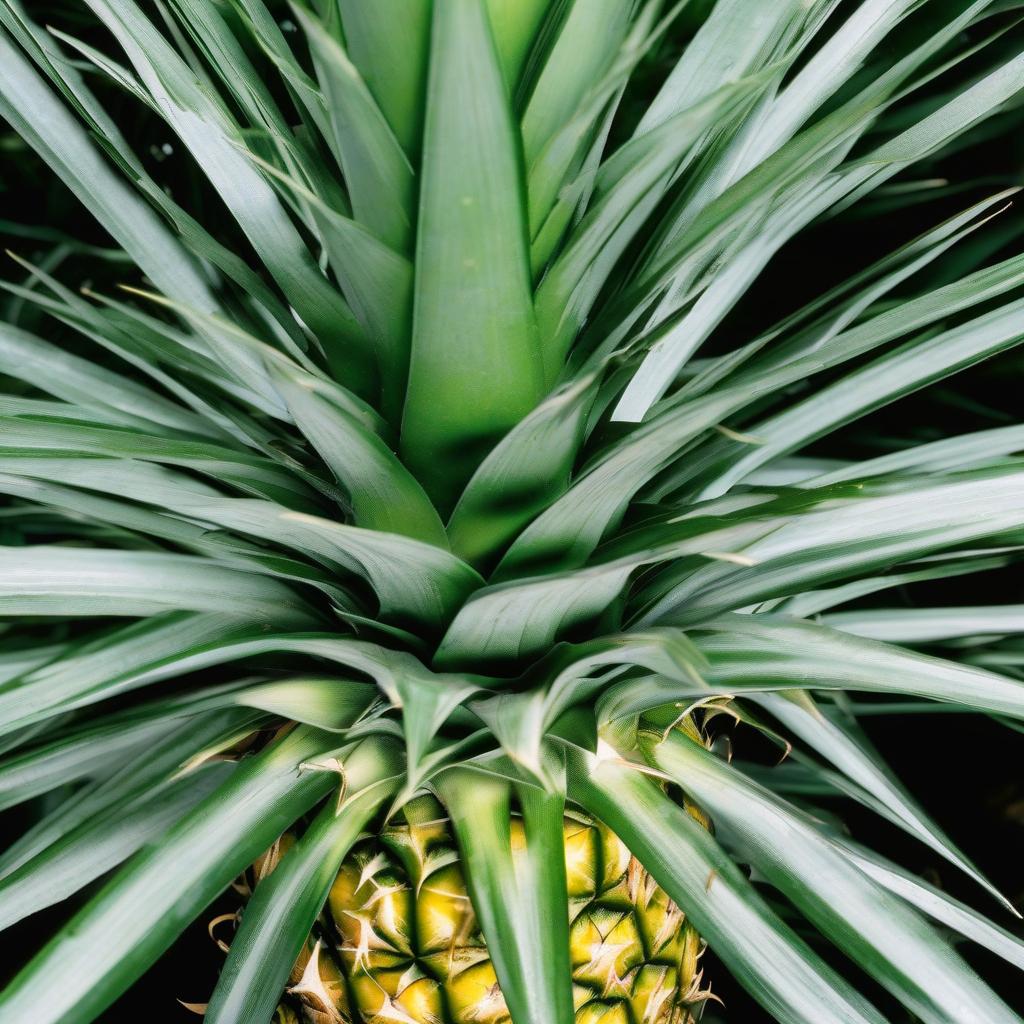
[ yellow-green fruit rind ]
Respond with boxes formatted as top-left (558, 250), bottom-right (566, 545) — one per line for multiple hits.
top-left (278, 797), bottom-right (707, 1023)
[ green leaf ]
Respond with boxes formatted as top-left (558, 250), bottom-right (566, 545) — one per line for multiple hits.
top-left (750, 691), bottom-right (1014, 912)
top-left (484, 0), bottom-right (550, 87)
top-left (521, 0), bottom-right (638, 170)
top-left (809, 423), bottom-right (1024, 487)
top-left (436, 767), bottom-right (575, 1024)
top-left (295, 5), bottom-right (414, 253)
top-left (447, 369), bottom-right (602, 567)
top-left (337, 0), bottom-right (431, 157)
top-left (0, 27), bottom-right (216, 314)
top-left (0, 726), bottom-right (338, 1024)
top-left (644, 729), bottom-right (1022, 1024)
top-left (84, 0), bottom-right (376, 397)
top-left (0, 323), bottom-right (207, 436)
top-left (839, 842), bottom-right (1024, 970)
top-left (0, 717), bottom-right (175, 812)
top-left (501, 253), bottom-right (1024, 575)
top-left (400, 0), bottom-right (543, 511)
top-left (0, 613), bottom-right (263, 737)
top-left (0, 710), bottom-right (254, 878)
top-left (0, 760), bottom-right (234, 930)
top-left (535, 73), bottom-right (769, 379)
top-left (692, 298), bottom-right (1024, 498)
top-left (0, 448), bottom-right (469, 625)
top-left (205, 737), bottom-right (401, 1024)
top-left (439, 518), bottom-right (771, 666)
top-left (695, 615), bottom-right (1024, 719)
top-left (268, 363), bottom-right (446, 545)
top-left (636, 0), bottom-right (808, 134)
top-left (639, 469), bottom-right (1024, 624)
top-left (824, 605), bottom-right (1024, 643)
top-left (567, 742), bottom-right (888, 1024)
top-left (0, 546), bottom-right (317, 621)
top-left (0, 413), bottom-right (323, 508)
top-left (526, 1), bottom-right (669, 268)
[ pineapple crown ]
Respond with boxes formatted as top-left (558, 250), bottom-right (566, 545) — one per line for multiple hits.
top-left (0, 2), bottom-right (1023, 1022)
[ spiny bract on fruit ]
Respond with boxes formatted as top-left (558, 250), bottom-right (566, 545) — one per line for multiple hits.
top-left (0, 2), bottom-right (1023, 1024)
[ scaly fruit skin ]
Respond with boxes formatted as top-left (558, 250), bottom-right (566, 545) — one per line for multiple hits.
top-left (263, 796), bottom-right (708, 1024)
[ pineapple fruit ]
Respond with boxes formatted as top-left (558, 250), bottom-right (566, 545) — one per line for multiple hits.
top-left (261, 798), bottom-right (707, 1024)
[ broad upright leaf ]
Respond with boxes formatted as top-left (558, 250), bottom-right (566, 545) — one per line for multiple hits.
top-left (401, 0), bottom-right (543, 511)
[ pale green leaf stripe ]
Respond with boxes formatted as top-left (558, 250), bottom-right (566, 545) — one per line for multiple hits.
top-left (599, 615), bottom-right (1024, 723)
top-left (1, 264), bottom-right (288, 425)
top-left (775, 554), bottom-right (1014, 618)
top-left (500, 256), bottom-right (1024, 574)
top-left (0, 727), bottom-right (337, 1024)
top-left (750, 692), bottom-right (1012, 911)
top-left (696, 297), bottom-right (1024, 498)
top-left (0, 718), bottom-right (174, 813)
top-left (84, 0), bottom-right (376, 398)
top-left (535, 74), bottom-right (768, 378)
top-left (0, 614), bottom-right (257, 736)
top-left (615, 67), bottom-right (1024, 426)
top-left (439, 520), bottom-right (771, 665)
top-left (0, 761), bottom-right (234, 930)
top-left (437, 770), bottom-right (575, 1024)
top-left (526, 1), bottom-right (666, 257)
top-left (0, 24), bottom-right (284, 410)
top-left (0, 710), bottom-right (253, 878)
top-left (234, 183), bottom-right (413, 422)
top-left (656, 186), bottom-right (1018, 418)
top-left (401, 0), bottom-right (543, 511)
top-left (0, 624), bottom-right (485, 739)
top-left (824, 606), bottom-right (1024, 643)
top-left (163, 0), bottom-right (328, 208)
top-left (0, 471), bottom-right (356, 610)
top-left (696, 615), bottom-right (1024, 719)
top-left (0, 415), bottom-right (322, 507)
top-left (809, 424), bottom-right (1024, 487)
top-left (610, 5), bottom-right (1014, 421)
top-left (645, 731), bottom-right (1022, 1024)
top-left (521, 0), bottom-right (637, 168)
top-left (621, 2), bottom-right (1007, 341)
top-left (337, 0), bottom-right (431, 157)
top-left (0, 644), bottom-right (63, 687)
top-left (839, 843), bottom-right (1024, 971)
top-left (637, 0), bottom-right (806, 134)
top-left (206, 738), bottom-right (401, 1024)
top-left (680, 0), bottom-right (916, 175)
top-left (0, 323), bottom-right (206, 436)
top-left (642, 469), bottom-right (1024, 623)
top-left (637, 0), bottom-right (920, 276)
top-left (100, 287), bottom-right (429, 534)
top-left (230, 0), bottom-right (330, 141)
top-left (568, 744), bottom-right (887, 1024)
top-left (0, 454), bottom-right (469, 625)
top-left (610, 175), bottom-right (842, 420)
top-left (0, 547), bottom-right (317, 621)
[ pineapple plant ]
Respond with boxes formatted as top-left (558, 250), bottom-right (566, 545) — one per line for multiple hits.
top-left (0, 1), bottom-right (1023, 1022)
